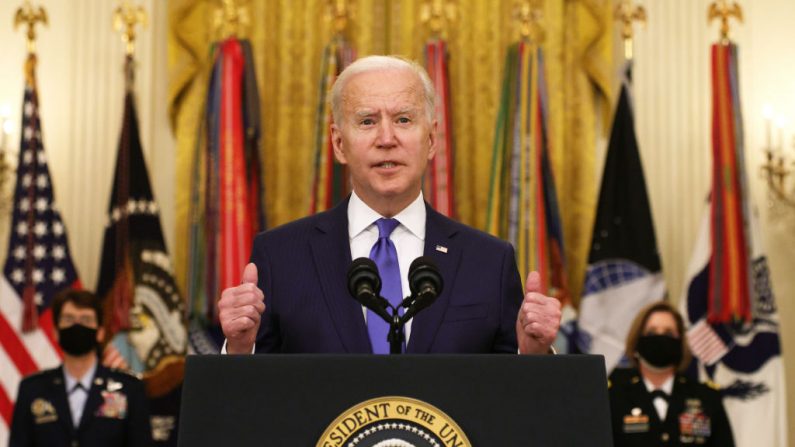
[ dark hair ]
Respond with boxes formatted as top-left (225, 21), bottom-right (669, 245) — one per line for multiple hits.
top-left (51, 289), bottom-right (103, 327)
top-left (625, 301), bottom-right (691, 372)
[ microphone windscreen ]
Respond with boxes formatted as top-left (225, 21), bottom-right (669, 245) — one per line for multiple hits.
top-left (408, 256), bottom-right (442, 295)
top-left (347, 257), bottom-right (381, 297)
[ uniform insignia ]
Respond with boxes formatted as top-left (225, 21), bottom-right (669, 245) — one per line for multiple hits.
top-left (679, 398), bottom-right (711, 443)
top-left (106, 378), bottom-right (123, 392)
top-left (31, 398), bottom-right (58, 424)
top-left (623, 407), bottom-right (649, 433)
top-left (94, 377), bottom-right (104, 386)
top-left (151, 415), bottom-right (177, 441)
top-left (705, 380), bottom-right (720, 391)
top-left (96, 390), bottom-right (128, 419)
top-left (435, 245), bottom-right (448, 253)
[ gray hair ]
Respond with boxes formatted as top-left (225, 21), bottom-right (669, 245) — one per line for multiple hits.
top-left (330, 55), bottom-right (436, 126)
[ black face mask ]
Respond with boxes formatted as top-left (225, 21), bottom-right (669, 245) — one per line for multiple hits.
top-left (58, 324), bottom-right (98, 356)
top-left (637, 334), bottom-right (682, 368)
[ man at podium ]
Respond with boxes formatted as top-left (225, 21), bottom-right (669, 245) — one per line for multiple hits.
top-left (217, 55), bottom-right (561, 356)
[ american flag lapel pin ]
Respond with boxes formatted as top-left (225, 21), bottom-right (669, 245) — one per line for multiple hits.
top-left (435, 245), bottom-right (448, 253)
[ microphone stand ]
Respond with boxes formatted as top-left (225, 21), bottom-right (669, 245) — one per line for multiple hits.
top-left (388, 312), bottom-right (404, 355)
top-left (383, 294), bottom-right (417, 355)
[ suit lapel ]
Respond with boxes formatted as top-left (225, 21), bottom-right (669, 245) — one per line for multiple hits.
top-left (407, 205), bottom-right (461, 353)
top-left (50, 367), bottom-right (76, 437)
top-left (310, 198), bottom-right (372, 353)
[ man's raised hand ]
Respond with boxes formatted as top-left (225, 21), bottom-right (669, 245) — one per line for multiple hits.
top-left (219, 263), bottom-right (265, 354)
top-left (516, 271), bottom-right (561, 354)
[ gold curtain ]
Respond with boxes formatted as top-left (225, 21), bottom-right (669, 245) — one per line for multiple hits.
top-left (168, 0), bottom-right (612, 306)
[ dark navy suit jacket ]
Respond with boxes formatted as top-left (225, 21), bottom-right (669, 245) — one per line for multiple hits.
top-left (252, 198), bottom-right (523, 354)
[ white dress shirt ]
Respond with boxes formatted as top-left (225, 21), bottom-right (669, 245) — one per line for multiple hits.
top-left (347, 190), bottom-right (426, 343)
top-left (643, 375), bottom-right (674, 421)
top-left (63, 361), bottom-right (97, 427)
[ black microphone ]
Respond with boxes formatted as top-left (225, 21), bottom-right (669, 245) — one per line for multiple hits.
top-left (347, 258), bottom-right (391, 322)
top-left (401, 256), bottom-right (443, 323)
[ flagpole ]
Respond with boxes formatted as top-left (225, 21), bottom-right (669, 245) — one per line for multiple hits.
top-left (102, 1), bottom-right (148, 334)
top-left (682, 4), bottom-right (788, 447)
top-left (13, 1), bottom-right (48, 333)
top-left (2, 4), bottom-right (82, 439)
top-left (186, 0), bottom-right (263, 332)
top-left (100, 3), bottom-right (189, 407)
top-left (575, 1), bottom-right (666, 365)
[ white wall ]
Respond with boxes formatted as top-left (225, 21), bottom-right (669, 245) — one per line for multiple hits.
top-left (0, 0), bottom-right (174, 289)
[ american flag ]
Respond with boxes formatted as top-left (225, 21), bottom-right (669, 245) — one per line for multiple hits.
top-left (0, 68), bottom-right (79, 443)
top-left (686, 318), bottom-right (730, 366)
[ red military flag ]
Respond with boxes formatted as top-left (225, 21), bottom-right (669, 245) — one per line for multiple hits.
top-left (423, 38), bottom-right (455, 218)
top-left (187, 37), bottom-right (263, 352)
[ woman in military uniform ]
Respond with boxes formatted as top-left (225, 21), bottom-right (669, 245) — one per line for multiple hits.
top-left (9, 289), bottom-right (152, 447)
top-left (609, 302), bottom-right (734, 446)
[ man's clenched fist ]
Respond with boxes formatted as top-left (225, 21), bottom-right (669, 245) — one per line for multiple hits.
top-left (219, 263), bottom-right (265, 354)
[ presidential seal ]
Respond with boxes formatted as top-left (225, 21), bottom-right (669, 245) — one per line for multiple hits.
top-left (317, 396), bottom-right (471, 447)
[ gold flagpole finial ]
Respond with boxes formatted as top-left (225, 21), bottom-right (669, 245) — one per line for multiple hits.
top-left (113, 0), bottom-right (148, 57)
top-left (708, 0), bottom-right (742, 42)
top-left (512, 0), bottom-right (545, 44)
top-left (616, 0), bottom-right (646, 61)
top-left (420, 0), bottom-right (458, 39)
top-left (213, 0), bottom-right (250, 41)
top-left (326, 0), bottom-right (354, 37)
top-left (13, 1), bottom-right (48, 54)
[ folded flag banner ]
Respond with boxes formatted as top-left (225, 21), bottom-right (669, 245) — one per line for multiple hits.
top-left (187, 37), bottom-right (263, 353)
top-left (681, 42), bottom-right (787, 447)
top-left (309, 35), bottom-right (355, 214)
top-left (576, 63), bottom-right (664, 369)
top-left (1, 53), bottom-right (78, 444)
top-left (95, 56), bottom-right (188, 372)
top-left (486, 41), bottom-right (569, 306)
top-left (422, 38), bottom-right (455, 218)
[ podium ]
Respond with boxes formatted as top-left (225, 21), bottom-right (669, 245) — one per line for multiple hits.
top-left (178, 354), bottom-right (612, 446)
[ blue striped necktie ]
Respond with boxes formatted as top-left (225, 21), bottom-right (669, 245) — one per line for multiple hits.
top-left (368, 218), bottom-right (404, 354)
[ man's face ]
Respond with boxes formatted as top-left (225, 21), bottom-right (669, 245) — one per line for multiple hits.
top-left (331, 68), bottom-right (437, 215)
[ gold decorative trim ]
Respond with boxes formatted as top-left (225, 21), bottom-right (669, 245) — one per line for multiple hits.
top-left (13, 0), bottom-right (48, 54)
top-left (708, 0), bottom-right (743, 43)
top-left (317, 396), bottom-right (471, 447)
